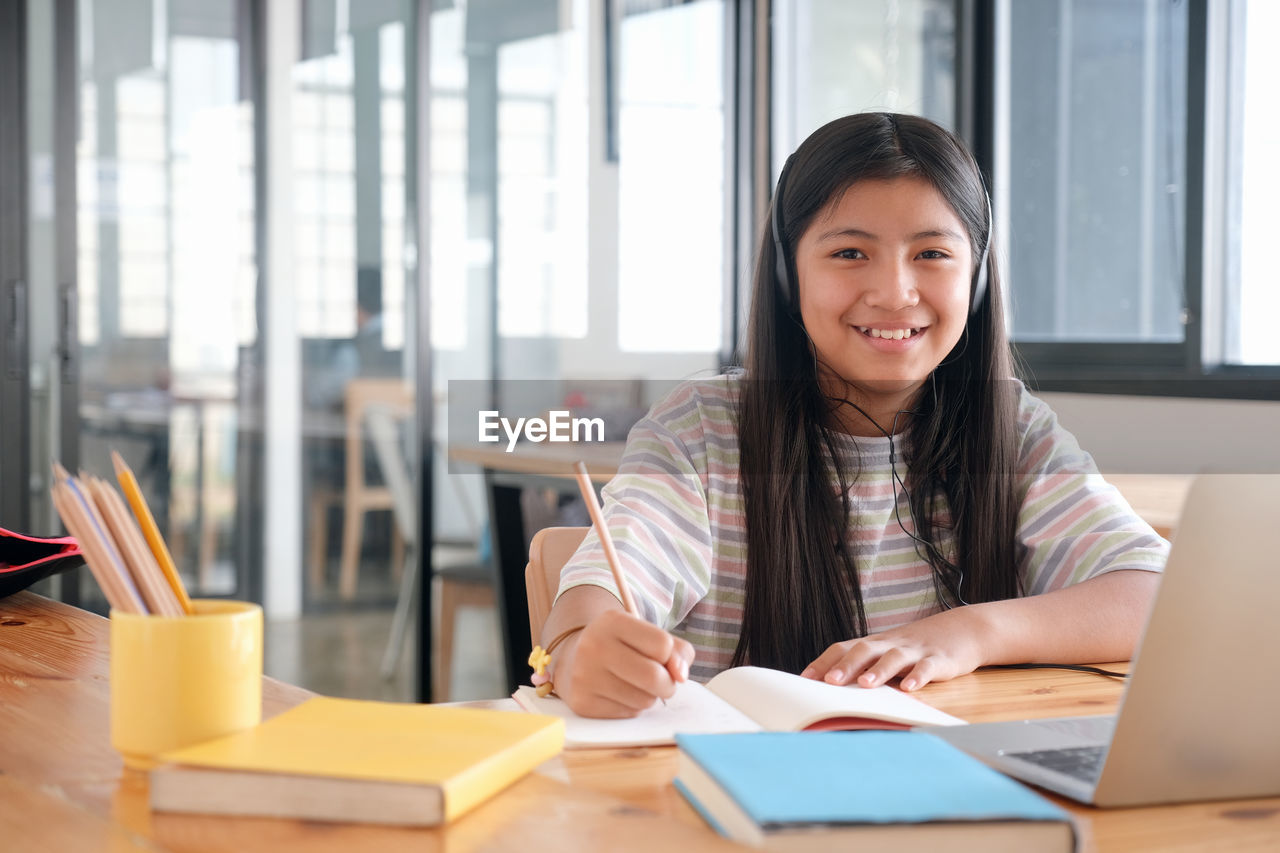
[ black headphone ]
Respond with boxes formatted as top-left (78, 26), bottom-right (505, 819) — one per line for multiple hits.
top-left (771, 157), bottom-right (992, 317)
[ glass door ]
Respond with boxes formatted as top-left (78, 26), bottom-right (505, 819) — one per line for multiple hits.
top-left (69, 0), bottom-right (258, 609)
top-left (3, 2), bottom-right (34, 539)
top-left (11, 0), bottom-right (78, 592)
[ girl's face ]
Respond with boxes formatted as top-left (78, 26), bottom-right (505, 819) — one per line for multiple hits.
top-left (794, 175), bottom-right (974, 414)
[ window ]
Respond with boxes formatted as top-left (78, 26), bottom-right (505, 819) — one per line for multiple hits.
top-left (1226, 0), bottom-right (1280, 366)
top-left (773, 0), bottom-right (957, 171)
top-left (999, 0), bottom-right (1280, 395)
top-left (432, 0), bottom-right (732, 381)
top-left (294, 45), bottom-right (360, 340)
top-left (617, 0), bottom-right (726, 353)
top-left (496, 31), bottom-right (587, 341)
top-left (1003, 0), bottom-right (1186, 346)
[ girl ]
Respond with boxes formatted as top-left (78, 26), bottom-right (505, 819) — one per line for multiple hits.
top-left (540, 113), bottom-right (1167, 719)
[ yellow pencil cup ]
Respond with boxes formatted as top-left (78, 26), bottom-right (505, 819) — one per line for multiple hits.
top-left (110, 599), bottom-right (262, 770)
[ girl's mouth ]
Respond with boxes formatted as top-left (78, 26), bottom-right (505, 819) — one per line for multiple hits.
top-left (854, 326), bottom-right (925, 340)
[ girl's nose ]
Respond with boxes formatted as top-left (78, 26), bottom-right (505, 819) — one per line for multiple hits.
top-left (863, 260), bottom-right (919, 310)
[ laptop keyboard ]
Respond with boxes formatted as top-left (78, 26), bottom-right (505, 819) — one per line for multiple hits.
top-left (1005, 745), bottom-right (1107, 783)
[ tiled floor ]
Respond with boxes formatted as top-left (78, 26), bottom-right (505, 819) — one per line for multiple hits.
top-left (264, 600), bottom-right (506, 703)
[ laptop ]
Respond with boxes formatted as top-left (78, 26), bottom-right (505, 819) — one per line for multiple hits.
top-left (925, 474), bottom-right (1280, 807)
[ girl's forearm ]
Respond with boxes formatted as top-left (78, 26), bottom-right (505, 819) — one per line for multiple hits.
top-left (965, 569), bottom-right (1161, 666)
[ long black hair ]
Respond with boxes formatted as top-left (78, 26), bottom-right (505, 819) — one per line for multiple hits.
top-left (733, 113), bottom-right (1020, 672)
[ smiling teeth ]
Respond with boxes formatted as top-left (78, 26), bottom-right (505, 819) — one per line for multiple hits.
top-left (857, 327), bottom-right (921, 340)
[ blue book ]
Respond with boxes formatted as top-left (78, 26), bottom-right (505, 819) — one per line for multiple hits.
top-left (675, 731), bottom-right (1077, 851)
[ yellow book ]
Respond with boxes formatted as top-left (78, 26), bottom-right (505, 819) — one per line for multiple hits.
top-left (149, 697), bottom-right (564, 826)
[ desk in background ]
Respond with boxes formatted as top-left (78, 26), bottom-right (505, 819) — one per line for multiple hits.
top-left (3, 592), bottom-right (1277, 850)
top-left (449, 439), bottom-right (1193, 692)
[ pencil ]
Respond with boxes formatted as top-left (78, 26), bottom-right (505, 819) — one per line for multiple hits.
top-left (51, 463), bottom-right (147, 614)
top-left (573, 461), bottom-right (671, 704)
top-left (50, 482), bottom-right (125, 609)
top-left (112, 450), bottom-right (193, 614)
top-left (88, 476), bottom-right (184, 617)
top-left (572, 461), bottom-right (639, 616)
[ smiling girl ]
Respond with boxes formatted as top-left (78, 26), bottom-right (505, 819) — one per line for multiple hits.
top-left (539, 113), bottom-right (1168, 719)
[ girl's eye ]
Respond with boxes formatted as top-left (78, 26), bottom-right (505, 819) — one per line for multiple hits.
top-left (833, 248), bottom-right (866, 260)
top-left (918, 249), bottom-right (949, 260)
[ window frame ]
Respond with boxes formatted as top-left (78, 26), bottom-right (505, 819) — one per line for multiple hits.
top-left (983, 0), bottom-right (1280, 401)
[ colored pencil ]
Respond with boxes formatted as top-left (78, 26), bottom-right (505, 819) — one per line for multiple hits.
top-left (87, 475), bottom-right (184, 617)
top-left (573, 461), bottom-right (639, 616)
top-left (50, 462), bottom-right (147, 614)
top-left (112, 450), bottom-right (193, 614)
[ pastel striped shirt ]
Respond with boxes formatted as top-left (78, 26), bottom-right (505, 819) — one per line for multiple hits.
top-left (557, 374), bottom-right (1169, 682)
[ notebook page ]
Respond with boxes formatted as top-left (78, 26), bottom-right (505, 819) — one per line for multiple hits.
top-left (705, 666), bottom-right (965, 731)
top-left (512, 681), bottom-right (761, 748)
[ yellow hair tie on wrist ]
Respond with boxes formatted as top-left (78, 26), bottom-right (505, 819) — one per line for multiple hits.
top-left (529, 624), bottom-right (587, 698)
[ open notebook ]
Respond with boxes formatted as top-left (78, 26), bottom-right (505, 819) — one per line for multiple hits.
top-left (513, 665), bottom-right (964, 748)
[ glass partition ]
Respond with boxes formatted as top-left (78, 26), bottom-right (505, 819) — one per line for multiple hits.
top-left (286, 3), bottom-right (427, 700)
top-left (772, 0), bottom-right (958, 175)
top-left (74, 0), bottom-right (255, 605)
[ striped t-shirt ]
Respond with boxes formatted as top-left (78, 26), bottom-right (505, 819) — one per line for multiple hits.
top-left (557, 374), bottom-right (1169, 682)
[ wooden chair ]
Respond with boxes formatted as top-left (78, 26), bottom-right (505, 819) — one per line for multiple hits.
top-left (524, 526), bottom-right (589, 648)
top-left (307, 378), bottom-right (411, 600)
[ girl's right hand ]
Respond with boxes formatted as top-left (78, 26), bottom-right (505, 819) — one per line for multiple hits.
top-left (552, 609), bottom-right (695, 718)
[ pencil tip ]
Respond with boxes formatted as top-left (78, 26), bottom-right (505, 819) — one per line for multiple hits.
top-left (51, 460), bottom-right (70, 480)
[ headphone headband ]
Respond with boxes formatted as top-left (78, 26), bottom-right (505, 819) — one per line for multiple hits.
top-left (771, 156), bottom-right (796, 310)
top-left (771, 161), bottom-right (992, 317)
top-left (971, 185), bottom-right (992, 314)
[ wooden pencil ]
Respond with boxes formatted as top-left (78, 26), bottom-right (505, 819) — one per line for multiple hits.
top-left (573, 461), bottom-right (670, 703)
top-left (111, 450), bottom-right (193, 614)
top-left (59, 468), bottom-right (148, 613)
top-left (50, 464), bottom-right (147, 614)
top-left (88, 476), bottom-right (184, 617)
top-left (573, 461), bottom-right (639, 616)
top-left (49, 483), bottom-right (123, 609)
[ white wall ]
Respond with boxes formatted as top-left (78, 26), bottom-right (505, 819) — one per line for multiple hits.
top-left (1041, 392), bottom-right (1280, 474)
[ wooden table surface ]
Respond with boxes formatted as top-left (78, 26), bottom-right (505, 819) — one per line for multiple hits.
top-left (4, 591), bottom-right (1277, 851)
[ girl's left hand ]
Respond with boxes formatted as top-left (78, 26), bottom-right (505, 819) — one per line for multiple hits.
top-left (800, 606), bottom-right (989, 692)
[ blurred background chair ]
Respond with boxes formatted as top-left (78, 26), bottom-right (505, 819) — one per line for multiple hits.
top-left (365, 401), bottom-right (494, 699)
top-left (308, 377), bottom-right (411, 600)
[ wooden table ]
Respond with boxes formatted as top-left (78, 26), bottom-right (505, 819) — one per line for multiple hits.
top-left (449, 438), bottom-right (1193, 693)
top-left (4, 592), bottom-right (1278, 851)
